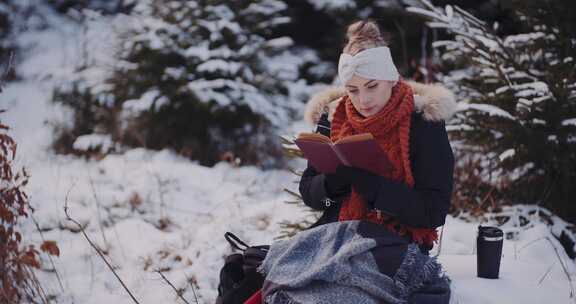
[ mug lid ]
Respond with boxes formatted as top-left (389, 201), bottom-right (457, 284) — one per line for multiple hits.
top-left (478, 225), bottom-right (504, 237)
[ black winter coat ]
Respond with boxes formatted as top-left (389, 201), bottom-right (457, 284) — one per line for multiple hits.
top-left (298, 111), bottom-right (455, 242)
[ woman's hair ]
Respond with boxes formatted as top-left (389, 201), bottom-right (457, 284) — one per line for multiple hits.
top-left (343, 20), bottom-right (389, 56)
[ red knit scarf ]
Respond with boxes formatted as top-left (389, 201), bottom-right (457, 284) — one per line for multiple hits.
top-left (331, 80), bottom-right (438, 247)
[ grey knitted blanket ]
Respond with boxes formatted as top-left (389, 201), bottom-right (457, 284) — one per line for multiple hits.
top-left (258, 220), bottom-right (450, 304)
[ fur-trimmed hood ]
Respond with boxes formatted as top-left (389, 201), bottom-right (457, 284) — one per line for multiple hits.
top-left (304, 81), bottom-right (457, 125)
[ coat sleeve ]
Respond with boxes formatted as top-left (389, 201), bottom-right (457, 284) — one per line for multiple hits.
top-left (298, 112), bottom-right (336, 211)
top-left (372, 117), bottom-right (454, 228)
top-left (298, 164), bottom-right (332, 211)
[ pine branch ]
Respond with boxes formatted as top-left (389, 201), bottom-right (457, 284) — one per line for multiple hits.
top-left (283, 188), bottom-right (302, 200)
top-left (279, 135), bottom-right (295, 145)
top-left (287, 167), bottom-right (303, 177)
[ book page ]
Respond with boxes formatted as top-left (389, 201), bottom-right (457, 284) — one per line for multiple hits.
top-left (297, 132), bottom-right (333, 145)
top-left (335, 133), bottom-right (373, 144)
top-left (294, 139), bottom-right (343, 174)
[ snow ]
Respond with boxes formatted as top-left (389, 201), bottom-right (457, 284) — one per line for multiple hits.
top-left (439, 217), bottom-right (575, 304)
top-left (462, 103), bottom-right (515, 120)
top-left (27, 140), bottom-right (576, 291)
top-left (473, 36), bottom-right (500, 52)
top-left (245, 0), bottom-right (287, 15)
top-left (504, 32), bottom-right (546, 46)
top-left (261, 50), bottom-right (301, 81)
top-left (432, 40), bottom-right (456, 48)
top-left (265, 36), bottom-right (294, 49)
top-left (495, 85), bottom-right (511, 95)
top-left (184, 44), bottom-right (211, 60)
top-left (445, 5), bottom-right (453, 20)
top-left (72, 134), bottom-right (114, 152)
top-left (163, 67), bottom-right (186, 80)
top-left (307, 0), bottom-right (356, 11)
top-left (24, 150), bottom-right (306, 303)
top-left (1, 2), bottom-right (574, 304)
top-left (498, 149), bottom-right (515, 162)
top-left (407, 7), bottom-right (443, 20)
top-left (513, 81), bottom-right (550, 98)
top-left (562, 118), bottom-right (576, 127)
top-left (15, 146), bottom-right (574, 304)
top-left (374, 0), bottom-right (403, 9)
top-left (196, 59), bottom-right (242, 74)
top-left (122, 90), bottom-right (168, 114)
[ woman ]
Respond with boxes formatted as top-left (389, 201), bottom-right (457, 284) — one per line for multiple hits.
top-left (299, 20), bottom-right (456, 253)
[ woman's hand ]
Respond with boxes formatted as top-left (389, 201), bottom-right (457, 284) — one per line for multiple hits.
top-left (335, 166), bottom-right (381, 207)
top-left (324, 167), bottom-right (352, 199)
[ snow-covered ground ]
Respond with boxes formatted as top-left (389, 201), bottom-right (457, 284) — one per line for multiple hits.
top-left (3, 9), bottom-right (575, 304)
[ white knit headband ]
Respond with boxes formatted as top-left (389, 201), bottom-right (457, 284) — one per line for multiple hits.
top-left (338, 46), bottom-right (399, 84)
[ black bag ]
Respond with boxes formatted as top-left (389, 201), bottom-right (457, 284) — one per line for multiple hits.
top-left (215, 232), bottom-right (269, 304)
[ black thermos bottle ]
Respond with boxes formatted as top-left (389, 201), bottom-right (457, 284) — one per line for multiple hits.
top-left (477, 225), bottom-right (504, 279)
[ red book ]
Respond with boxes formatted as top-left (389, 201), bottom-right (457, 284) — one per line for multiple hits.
top-left (294, 132), bottom-right (393, 175)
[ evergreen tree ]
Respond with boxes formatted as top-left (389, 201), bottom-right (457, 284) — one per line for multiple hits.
top-left (281, 0), bottom-right (416, 76)
top-left (45, 0), bottom-right (133, 15)
top-left (0, 3), bottom-right (12, 60)
top-left (408, 0), bottom-right (576, 222)
top-left (0, 1), bottom-right (29, 75)
top-left (54, 0), bottom-right (317, 167)
top-left (0, 1), bottom-right (55, 80)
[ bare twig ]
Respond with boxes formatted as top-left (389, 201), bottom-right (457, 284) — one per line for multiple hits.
top-left (518, 237), bottom-right (546, 253)
top-left (538, 261), bottom-right (556, 286)
top-left (185, 275), bottom-right (200, 304)
top-left (152, 172), bottom-right (167, 220)
top-left (88, 252), bottom-right (95, 291)
top-left (88, 175), bottom-right (109, 249)
top-left (29, 210), bottom-right (66, 294)
top-left (545, 237), bottom-right (575, 299)
top-left (110, 214), bottom-right (128, 262)
top-left (23, 265), bottom-right (49, 304)
top-left (478, 186), bottom-right (496, 209)
top-left (0, 51), bottom-right (15, 93)
top-left (63, 184), bottom-right (141, 304)
top-left (155, 269), bottom-right (191, 304)
top-left (0, 289), bottom-right (10, 304)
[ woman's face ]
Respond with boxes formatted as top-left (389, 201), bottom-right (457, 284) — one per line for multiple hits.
top-left (345, 74), bottom-right (395, 117)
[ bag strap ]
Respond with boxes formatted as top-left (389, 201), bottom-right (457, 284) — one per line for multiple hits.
top-left (244, 246), bottom-right (269, 260)
top-left (225, 232), bottom-right (249, 252)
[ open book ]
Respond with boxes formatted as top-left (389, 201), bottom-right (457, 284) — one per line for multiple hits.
top-left (294, 132), bottom-right (393, 175)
